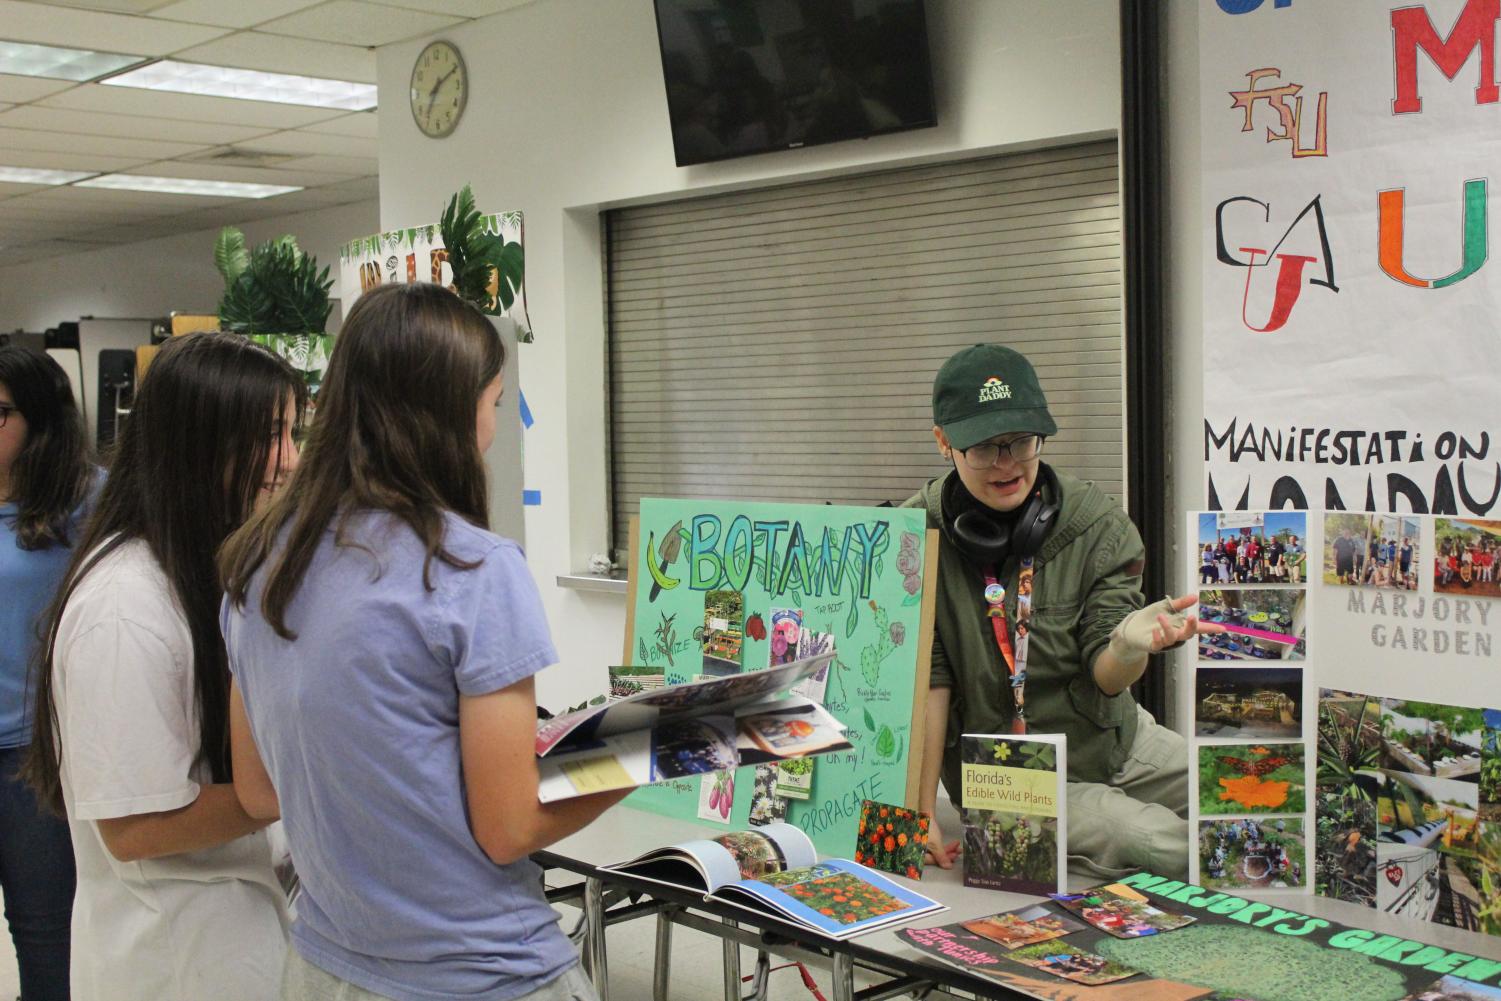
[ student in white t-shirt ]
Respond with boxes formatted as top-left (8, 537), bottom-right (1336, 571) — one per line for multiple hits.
top-left (22, 333), bottom-right (304, 1001)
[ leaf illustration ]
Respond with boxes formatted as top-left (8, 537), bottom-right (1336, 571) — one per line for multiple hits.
top-left (863, 708), bottom-right (877, 732)
top-left (876, 725), bottom-right (896, 758)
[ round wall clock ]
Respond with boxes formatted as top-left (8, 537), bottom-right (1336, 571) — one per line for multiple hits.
top-left (410, 40), bottom-right (467, 139)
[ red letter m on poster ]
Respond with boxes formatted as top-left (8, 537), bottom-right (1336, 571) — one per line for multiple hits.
top-left (1392, 0), bottom-right (1500, 113)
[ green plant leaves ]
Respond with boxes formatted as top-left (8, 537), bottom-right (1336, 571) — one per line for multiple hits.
top-left (439, 183), bottom-right (525, 315)
top-left (217, 230), bottom-right (333, 335)
top-left (214, 226), bottom-right (249, 285)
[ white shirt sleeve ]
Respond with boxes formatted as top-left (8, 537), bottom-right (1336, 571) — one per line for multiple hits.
top-left (59, 616), bottom-right (201, 821)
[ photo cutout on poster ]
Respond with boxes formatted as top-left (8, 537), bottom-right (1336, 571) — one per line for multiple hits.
top-left (960, 905), bottom-right (1085, 950)
top-left (1400, 974), bottom-right (1501, 1001)
top-left (1050, 883), bottom-right (1195, 939)
top-left (1004, 941), bottom-right (1140, 986)
top-left (1196, 511), bottom-right (1309, 586)
top-left (701, 590), bottom-right (745, 676)
top-left (697, 769), bottom-right (736, 824)
top-left (1435, 518), bottom-right (1501, 598)
top-left (1199, 816), bottom-right (1305, 890)
top-left (747, 763), bottom-right (787, 827)
top-left (1377, 699), bottom-right (1486, 782)
top-left (1199, 743), bottom-right (1306, 815)
top-left (1315, 690), bottom-right (1380, 908)
top-left (1483, 709), bottom-right (1499, 824)
top-left (1372, 765), bottom-right (1498, 937)
top-left (1324, 513), bottom-right (1422, 591)
top-left (1198, 588), bottom-right (1306, 661)
top-left (1195, 667), bottom-right (1303, 740)
top-left (791, 629), bottom-right (835, 702)
top-left (768, 607), bottom-right (802, 666)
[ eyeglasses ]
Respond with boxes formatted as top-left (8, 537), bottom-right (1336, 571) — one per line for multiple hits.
top-left (959, 434), bottom-right (1045, 469)
top-left (0, 404), bottom-right (15, 429)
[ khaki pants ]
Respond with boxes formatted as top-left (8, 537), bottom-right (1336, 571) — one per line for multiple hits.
top-left (282, 950), bottom-right (600, 1001)
top-left (1065, 706), bottom-right (1190, 882)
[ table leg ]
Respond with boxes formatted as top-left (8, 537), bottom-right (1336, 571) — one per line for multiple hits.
top-left (583, 876), bottom-right (609, 1001)
top-left (652, 910), bottom-right (672, 1001)
top-left (831, 951), bottom-right (854, 1001)
top-left (721, 917), bottom-right (741, 1001)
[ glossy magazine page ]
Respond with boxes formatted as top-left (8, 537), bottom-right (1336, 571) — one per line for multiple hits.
top-left (717, 858), bottom-right (945, 941)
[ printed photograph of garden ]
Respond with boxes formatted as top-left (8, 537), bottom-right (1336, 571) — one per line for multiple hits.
top-left (1198, 743), bottom-right (1306, 815)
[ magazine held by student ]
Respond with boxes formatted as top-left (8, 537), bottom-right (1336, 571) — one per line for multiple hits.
top-left (534, 652), bottom-right (844, 802)
top-left (603, 823), bottom-right (944, 940)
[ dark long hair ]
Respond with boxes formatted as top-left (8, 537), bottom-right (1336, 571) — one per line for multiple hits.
top-left (222, 282), bottom-right (503, 640)
top-left (0, 347), bottom-right (92, 550)
top-left (24, 333), bottom-right (305, 812)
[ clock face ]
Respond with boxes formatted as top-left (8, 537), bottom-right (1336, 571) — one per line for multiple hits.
top-left (410, 41), bottom-right (467, 139)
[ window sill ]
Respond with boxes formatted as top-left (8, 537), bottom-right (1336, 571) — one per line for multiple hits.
top-left (556, 573), bottom-right (628, 596)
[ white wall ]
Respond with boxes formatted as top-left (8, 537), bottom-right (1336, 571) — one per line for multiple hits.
top-left (374, 0), bottom-right (1124, 710)
top-left (0, 200), bottom-right (379, 333)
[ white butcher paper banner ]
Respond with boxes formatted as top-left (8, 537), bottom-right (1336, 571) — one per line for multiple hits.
top-left (1200, 0), bottom-right (1501, 517)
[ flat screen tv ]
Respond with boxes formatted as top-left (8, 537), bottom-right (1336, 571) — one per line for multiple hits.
top-left (653, 0), bottom-right (937, 166)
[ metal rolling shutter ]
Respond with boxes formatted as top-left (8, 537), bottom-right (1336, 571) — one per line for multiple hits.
top-left (606, 140), bottom-right (1123, 555)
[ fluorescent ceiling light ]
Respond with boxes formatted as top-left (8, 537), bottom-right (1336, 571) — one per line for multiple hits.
top-left (103, 60), bottom-right (377, 111)
top-left (76, 174), bottom-right (301, 199)
top-left (0, 166), bottom-right (95, 185)
top-left (0, 40), bottom-right (146, 81)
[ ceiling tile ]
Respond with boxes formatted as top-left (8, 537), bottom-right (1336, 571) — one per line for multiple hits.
top-left (172, 31), bottom-right (377, 83)
top-left (257, 153), bottom-right (375, 177)
top-left (0, 180), bottom-right (48, 197)
top-left (0, 148), bottom-right (146, 172)
top-left (135, 160), bottom-right (353, 187)
top-left (369, 0), bottom-right (538, 17)
top-left (22, 184), bottom-right (240, 215)
top-left (0, 125), bottom-right (207, 158)
top-left (26, 1), bottom-right (180, 12)
top-left (239, 128), bottom-right (378, 158)
top-left (150, 0), bottom-right (327, 29)
top-left (42, 84), bottom-right (349, 130)
top-left (0, 74), bottom-right (77, 104)
top-left (0, 105), bottom-right (275, 144)
top-left (0, 241), bottom-right (83, 264)
top-left (257, 2), bottom-right (464, 47)
top-left (0, 0), bottom-right (230, 55)
top-left (289, 111), bottom-right (377, 139)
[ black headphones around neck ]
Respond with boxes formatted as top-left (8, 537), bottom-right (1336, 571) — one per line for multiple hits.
top-left (949, 463), bottom-right (1061, 566)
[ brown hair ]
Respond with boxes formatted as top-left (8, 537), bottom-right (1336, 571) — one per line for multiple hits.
top-left (0, 346), bottom-right (92, 550)
top-left (221, 282), bottom-right (504, 640)
top-left (25, 333), bottom-right (304, 811)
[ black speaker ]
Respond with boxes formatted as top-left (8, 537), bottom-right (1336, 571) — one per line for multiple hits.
top-left (96, 349), bottom-right (136, 447)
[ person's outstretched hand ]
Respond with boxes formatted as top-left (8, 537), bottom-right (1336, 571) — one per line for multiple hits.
top-left (922, 815), bottom-right (963, 870)
top-left (1110, 592), bottom-right (1226, 659)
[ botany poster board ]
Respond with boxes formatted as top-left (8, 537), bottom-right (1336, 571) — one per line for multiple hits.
top-left (337, 210), bottom-right (531, 341)
top-left (620, 499), bottom-right (938, 858)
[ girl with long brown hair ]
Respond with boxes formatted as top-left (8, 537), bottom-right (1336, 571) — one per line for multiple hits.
top-left (221, 282), bottom-right (625, 1001)
top-left (0, 346), bottom-right (95, 1001)
top-left (26, 333), bottom-right (303, 1001)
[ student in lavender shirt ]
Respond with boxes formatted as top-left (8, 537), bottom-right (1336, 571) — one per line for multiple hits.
top-left (220, 283), bottom-right (629, 1001)
top-left (0, 347), bottom-right (96, 1001)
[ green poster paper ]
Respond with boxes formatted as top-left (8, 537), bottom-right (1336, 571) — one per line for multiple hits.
top-left (626, 498), bottom-right (931, 858)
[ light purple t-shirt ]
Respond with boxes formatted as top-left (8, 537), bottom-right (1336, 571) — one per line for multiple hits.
top-left (221, 511), bottom-right (576, 1001)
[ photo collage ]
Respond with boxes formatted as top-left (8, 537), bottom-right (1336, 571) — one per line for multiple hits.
top-left (1191, 510), bottom-right (1500, 941)
top-left (1191, 511), bottom-right (1310, 892)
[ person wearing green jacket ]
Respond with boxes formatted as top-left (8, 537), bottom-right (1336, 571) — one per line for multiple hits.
top-left (905, 344), bottom-right (1218, 880)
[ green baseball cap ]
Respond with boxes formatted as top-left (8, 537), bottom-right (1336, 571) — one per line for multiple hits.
top-left (931, 344), bottom-right (1057, 450)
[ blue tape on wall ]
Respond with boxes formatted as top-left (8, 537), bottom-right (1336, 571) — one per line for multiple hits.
top-left (518, 390), bottom-right (534, 429)
top-left (522, 490), bottom-right (542, 506)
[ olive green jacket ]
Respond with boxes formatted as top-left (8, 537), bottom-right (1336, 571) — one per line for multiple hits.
top-left (902, 468), bottom-right (1147, 799)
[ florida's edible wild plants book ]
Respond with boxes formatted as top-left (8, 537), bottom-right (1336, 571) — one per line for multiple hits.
top-left (602, 823), bottom-right (944, 940)
top-left (960, 733), bottom-right (1067, 895)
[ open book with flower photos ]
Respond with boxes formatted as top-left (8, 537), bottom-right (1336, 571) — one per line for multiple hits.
top-left (602, 823), bottom-right (945, 940)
